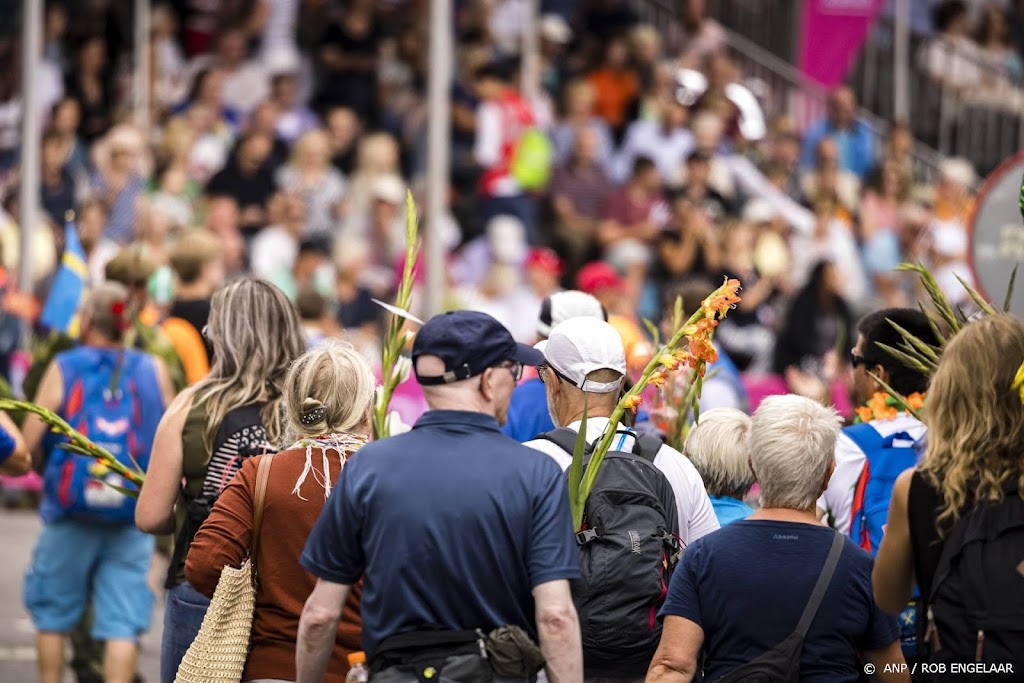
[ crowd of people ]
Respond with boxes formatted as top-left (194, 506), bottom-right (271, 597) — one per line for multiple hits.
top-left (0, 0), bottom-right (988, 420)
top-left (0, 0), bottom-right (1022, 682)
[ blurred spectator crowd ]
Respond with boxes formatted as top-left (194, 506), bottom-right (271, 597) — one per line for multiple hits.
top-left (0, 0), bottom-right (998, 415)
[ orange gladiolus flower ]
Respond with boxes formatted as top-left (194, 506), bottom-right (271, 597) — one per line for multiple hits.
top-left (648, 371), bottom-right (667, 388)
top-left (702, 278), bottom-right (742, 319)
top-left (689, 336), bottom-right (718, 365)
top-left (660, 354), bottom-right (683, 372)
top-left (856, 406), bottom-right (874, 423)
top-left (906, 393), bottom-right (925, 410)
top-left (622, 394), bottom-right (643, 412)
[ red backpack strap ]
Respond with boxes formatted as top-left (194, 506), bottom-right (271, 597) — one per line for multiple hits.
top-left (849, 460), bottom-right (872, 552)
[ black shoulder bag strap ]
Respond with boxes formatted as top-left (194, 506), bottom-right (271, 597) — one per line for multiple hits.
top-left (795, 532), bottom-right (846, 637)
top-left (536, 427), bottom-right (594, 454)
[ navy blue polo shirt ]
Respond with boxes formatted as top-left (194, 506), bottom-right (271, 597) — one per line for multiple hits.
top-left (301, 410), bottom-right (580, 658)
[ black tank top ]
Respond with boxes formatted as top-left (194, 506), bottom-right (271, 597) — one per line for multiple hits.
top-left (908, 470), bottom-right (947, 602)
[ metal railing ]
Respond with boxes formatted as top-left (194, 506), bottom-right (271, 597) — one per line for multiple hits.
top-left (852, 19), bottom-right (1024, 176)
top-left (628, 0), bottom-right (947, 183)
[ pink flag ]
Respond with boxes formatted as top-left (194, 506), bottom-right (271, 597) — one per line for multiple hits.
top-left (798, 0), bottom-right (885, 89)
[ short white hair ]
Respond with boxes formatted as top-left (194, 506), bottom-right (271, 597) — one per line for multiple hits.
top-left (684, 408), bottom-right (753, 500)
top-left (749, 395), bottom-right (841, 510)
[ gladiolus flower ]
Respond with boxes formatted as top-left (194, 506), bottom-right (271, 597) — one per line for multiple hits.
top-left (648, 371), bottom-right (667, 388)
top-left (689, 336), bottom-right (718, 365)
top-left (660, 355), bottom-right (683, 372)
top-left (391, 356), bottom-right (412, 384)
top-left (702, 278), bottom-right (742, 319)
top-left (622, 394), bottom-right (643, 412)
top-left (906, 393), bottom-right (925, 410)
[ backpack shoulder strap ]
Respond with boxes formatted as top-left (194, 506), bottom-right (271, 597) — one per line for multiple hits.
top-left (844, 422), bottom-right (885, 456)
top-left (535, 427), bottom-right (593, 455)
top-left (633, 434), bottom-right (664, 463)
top-left (795, 532), bottom-right (846, 637)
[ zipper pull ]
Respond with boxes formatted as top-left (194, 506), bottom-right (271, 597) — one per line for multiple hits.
top-left (976, 629), bottom-right (985, 662)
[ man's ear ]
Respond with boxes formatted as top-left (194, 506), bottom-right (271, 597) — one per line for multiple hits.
top-left (871, 364), bottom-right (888, 389)
top-left (479, 367), bottom-right (495, 402)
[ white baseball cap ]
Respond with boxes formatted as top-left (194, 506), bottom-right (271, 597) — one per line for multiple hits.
top-left (536, 290), bottom-right (607, 339)
top-left (542, 317), bottom-right (626, 394)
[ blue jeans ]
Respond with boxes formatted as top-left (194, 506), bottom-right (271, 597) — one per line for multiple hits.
top-left (161, 581), bottom-right (210, 683)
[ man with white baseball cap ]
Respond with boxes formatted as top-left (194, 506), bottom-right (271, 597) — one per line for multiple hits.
top-left (502, 290), bottom-right (607, 441)
top-left (525, 317), bottom-right (719, 547)
top-left (524, 316), bottom-right (718, 679)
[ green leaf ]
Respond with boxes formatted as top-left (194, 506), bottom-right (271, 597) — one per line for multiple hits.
top-left (642, 318), bottom-right (661, 346)
top-left (953, 274), bottom-right (998, 316)
top-left (1004, 263), bottom-right (1019, 313)
top-left (875, 341), bottom-right (934, 373)
top-left (567, 396), bottom-right (588, 531)
top-left (887, 318), bottom-right (940, 363)
top-left (898, 262), bottom-right (960, 333)
top-left (917, 302), bottom-right (948, 348)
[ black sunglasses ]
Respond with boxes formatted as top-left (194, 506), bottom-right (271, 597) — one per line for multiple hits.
top-left (850, 352), bottom-right (868, 369)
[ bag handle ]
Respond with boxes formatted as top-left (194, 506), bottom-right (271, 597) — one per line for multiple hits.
top-left (249, 453), bottom-right (275, 582)
top-left (795, 531), bottom-right (845, 637)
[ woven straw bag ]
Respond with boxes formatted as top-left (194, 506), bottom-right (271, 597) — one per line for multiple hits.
top-left (175, 454), bottom-right (275, 683)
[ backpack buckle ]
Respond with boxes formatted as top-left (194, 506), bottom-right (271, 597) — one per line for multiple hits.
top-left (575, 527), bottom-right (603, 545)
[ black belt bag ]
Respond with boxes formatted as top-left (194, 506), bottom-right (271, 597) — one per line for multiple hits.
top-left (370, 626), bottom-right (545, 683)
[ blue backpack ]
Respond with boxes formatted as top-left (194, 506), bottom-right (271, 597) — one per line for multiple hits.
top-left (846, 422), bottom-right (920, 657)
top-left (42, 347), bottom-right (163, 524)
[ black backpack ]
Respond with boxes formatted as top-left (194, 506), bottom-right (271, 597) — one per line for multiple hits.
top-left (538, 427), bottom-right (681, 678)
top-left (923, 490), bottom-right (1024, 678)
top-left (713, 531), bottom-right (845, 683)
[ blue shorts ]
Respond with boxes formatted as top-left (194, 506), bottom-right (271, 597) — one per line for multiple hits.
top-left (24, 519), bottom-right (155, 640)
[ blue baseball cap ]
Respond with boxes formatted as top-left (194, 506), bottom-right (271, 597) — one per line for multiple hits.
top-left (413, 310), bottom-right (545, 385)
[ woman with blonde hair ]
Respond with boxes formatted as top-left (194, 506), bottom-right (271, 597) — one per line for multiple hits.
top-left (874, 314), bottom-right (1024, 673)
top-left (136, 279), bottom-right (305, 683)
top-left (186, 340), bottom-right (374, 683)
top-left (276, 128), bottom-right (348, 238)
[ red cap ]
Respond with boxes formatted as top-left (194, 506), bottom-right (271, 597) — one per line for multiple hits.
top-left (525, 247), bottom-right (564, 276)
top-left (575, 261), bottom-right (625, 294)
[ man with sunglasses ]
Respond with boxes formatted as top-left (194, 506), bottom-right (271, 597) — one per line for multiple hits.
top-left (818, 308), bottom-right (932, 537)
top-left (818, 308), bottom-right (933, 665)
top-left (299, 310), bottom-right (583, 683)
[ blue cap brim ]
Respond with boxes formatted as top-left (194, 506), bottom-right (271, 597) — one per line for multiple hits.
top-left (511, 343), bottom-right (545, 367)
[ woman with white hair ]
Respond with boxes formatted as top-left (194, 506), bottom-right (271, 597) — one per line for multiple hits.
top-left (186, 340), bottom-right (374, 682)
top-left (684, 408), bottom-right (754, 526)
top-left (649, 395), bottom-right (907, 683)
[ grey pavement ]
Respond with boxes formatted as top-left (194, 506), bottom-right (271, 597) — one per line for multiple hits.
top-left (0, 510), bottom-right (165, 683)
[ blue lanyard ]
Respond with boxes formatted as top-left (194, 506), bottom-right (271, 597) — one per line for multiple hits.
top-left (615, 429), bottom-right (632, 451)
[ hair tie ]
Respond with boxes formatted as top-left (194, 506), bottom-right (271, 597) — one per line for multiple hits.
top-left (300, 405), bottom-right (328, 426)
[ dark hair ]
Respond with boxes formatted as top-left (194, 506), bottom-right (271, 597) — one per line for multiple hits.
top-left (932, 1), bottom-right (967, 33)
top-left (296, 287), bottom-right (327, 320)
top-left (632, 156), bottom-right (657, 178)
top-left (473, 62), bottom-right (513, 84)
top-left (858, 308), bottom-right (934, 396)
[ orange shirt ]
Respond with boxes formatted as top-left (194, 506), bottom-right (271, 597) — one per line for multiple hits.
top-left (186, 451), bottom-right (363, 683)
top-left (588, 68), bottom-right (640, 129)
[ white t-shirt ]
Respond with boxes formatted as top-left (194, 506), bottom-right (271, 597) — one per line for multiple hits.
top-left (817, 414), bottom-right (926, 535)
top-left (524, 417), bottom-right (721, 545)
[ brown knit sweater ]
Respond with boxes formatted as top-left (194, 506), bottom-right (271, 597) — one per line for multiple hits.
top-left (186, 448), bottom-right (362, 683)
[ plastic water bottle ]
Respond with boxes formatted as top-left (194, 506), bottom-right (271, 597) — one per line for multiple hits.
top-left (346, 651), bottom-right (369, 683)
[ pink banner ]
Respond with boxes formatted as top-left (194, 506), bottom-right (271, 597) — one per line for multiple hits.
top-left (798, 0), bottom-right (885, 88)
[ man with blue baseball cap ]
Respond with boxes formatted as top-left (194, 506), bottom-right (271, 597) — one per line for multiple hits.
top-left (298, 310), bottom-right (583, 683)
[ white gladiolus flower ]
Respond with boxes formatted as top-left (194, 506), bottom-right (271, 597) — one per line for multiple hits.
top-left (391, 356), bottom-right (412, 384)
top-left (384, 411), bottom-right (411, 436)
